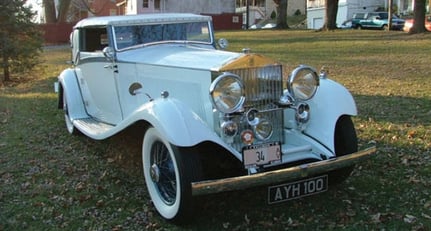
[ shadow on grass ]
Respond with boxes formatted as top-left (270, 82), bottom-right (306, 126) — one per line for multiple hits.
top-left (354, 94), bottom-right (431, 125)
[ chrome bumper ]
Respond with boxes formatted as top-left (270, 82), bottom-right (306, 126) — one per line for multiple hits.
top-left (191, 146), bottom-right (376, 196)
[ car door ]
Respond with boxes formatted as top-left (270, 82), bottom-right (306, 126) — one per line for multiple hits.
top-left (74, 27), bottom-right (123, 125)
top-left (362, 14), bottom-right (376, 28)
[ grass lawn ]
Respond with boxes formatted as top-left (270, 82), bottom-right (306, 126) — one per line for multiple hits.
top-left (1, 29), bottom-right (430, 230)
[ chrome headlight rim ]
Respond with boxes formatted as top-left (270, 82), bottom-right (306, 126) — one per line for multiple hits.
top-left (288, 65), bottom-right (319, 101)
top-left (209, 72), bottom-right (245, 114)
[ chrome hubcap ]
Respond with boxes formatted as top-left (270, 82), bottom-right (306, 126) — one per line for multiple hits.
top-left (150, 163), bottom-right (160, 183)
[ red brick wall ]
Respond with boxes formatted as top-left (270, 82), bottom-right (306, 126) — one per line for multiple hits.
top-left (39, 23), bottom-right (75, 45)
top-left (203, 13), bottom-right (243, 30)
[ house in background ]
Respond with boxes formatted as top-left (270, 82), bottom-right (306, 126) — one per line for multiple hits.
top-left (125, 0), bottom-right (306, 29)
top-left (36, 0), bottom-right (126, 23)
top-left (124, 0), bottom-right (242, 29)
top-left (235, 0), bottom-right (306, 27)
top-left (307, 0), bottom-right (414, 29)
top-left (124, 0), bottom-right (235, 14)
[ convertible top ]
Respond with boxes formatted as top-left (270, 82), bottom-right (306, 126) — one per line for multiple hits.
top-left (74, 13), bottom-right (212, 28)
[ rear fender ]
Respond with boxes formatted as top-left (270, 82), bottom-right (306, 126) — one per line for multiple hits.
top-left (58, 68), bottom-right (87, 120)
top-left (304, 78), bottom-right (357, 153)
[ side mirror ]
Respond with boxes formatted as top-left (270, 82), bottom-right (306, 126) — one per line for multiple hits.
top-left (102, 47), bottom-right (115, 62)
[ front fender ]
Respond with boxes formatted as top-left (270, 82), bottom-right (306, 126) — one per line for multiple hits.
top-left (58, 68), bottom-right (87, 120)
top-left (305, 78), bottom-right (357, 153)
top-left (124, 97), bottom-right (230, 150)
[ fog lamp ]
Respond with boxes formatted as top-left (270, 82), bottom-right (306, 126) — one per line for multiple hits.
top-left (246, 108), bottom-right (259, 126)
top-left (296, 103), bottom-right (310, 123)
top-left (221, 120), bottom-right (238, 137)
top-left (254, 118), bottom-right (273, 140)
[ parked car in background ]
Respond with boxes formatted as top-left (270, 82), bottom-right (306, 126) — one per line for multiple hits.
top-left (403, 15), bottom-right (431, 32)
top-left (352, 12), bottom-right (405, 30)
top-left (55, 13), bottom-right (376, 223)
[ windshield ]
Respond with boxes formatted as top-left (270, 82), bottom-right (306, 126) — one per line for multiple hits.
top-left (113, 22), bottom-right (212, 50)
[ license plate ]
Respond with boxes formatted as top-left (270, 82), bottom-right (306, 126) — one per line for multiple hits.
top-left (242, 142), bottom-right (281, 168)
top-left (268, 175), bottom-right (328, 204)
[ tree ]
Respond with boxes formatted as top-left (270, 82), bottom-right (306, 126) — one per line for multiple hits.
top-left (43, 0), bottom-right (72, 23)
top-left (0, 0), bottom-right (43, 84)
top-left (273, 0), bottom-right (289, 29)
top-left (410, 0), bottom-right (427, 33)
top-left (321, 0), bottom-right (339, 31)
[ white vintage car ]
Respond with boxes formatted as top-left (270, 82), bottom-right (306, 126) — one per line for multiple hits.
top-left (56, 13), bottom-right (375, 223)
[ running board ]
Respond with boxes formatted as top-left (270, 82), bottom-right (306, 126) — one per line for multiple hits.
top-left (73, 117), bottom-right (115, 137)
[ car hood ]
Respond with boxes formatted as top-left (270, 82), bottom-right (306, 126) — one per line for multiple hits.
top-left (115, 44), bottom-right (277, 71)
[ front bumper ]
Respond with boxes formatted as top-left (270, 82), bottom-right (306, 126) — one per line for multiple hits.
top-left (191, 146), bottom-right (376, 196)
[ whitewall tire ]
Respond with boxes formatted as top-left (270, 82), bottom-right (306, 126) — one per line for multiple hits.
top-left (142, 127), bottom-right (201, 223)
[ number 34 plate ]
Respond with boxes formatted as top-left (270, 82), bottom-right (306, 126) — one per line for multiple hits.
top-left (242, 142), bottom-right (281, 168)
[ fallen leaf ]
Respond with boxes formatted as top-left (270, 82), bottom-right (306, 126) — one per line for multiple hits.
top-left (244, 214), bottom-right (250, 225)
top-left (96, 199), bottom-right (104, 208)
top-left (404, 214), bottom-right (416, 223)
top-left (407, 130), bottom-right (417, 139)
top-left (371, 213), bottom-right (381, 223)
top-left (75, 182), bottom-right (85, 192)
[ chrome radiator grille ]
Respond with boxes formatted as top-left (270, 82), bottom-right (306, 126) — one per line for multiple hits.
top-left (221, 64), bottom-right (284, 152)
top-left (229, 65), bottom-right (284, 110)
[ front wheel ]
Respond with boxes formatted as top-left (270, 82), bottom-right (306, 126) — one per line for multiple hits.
top-left (142, 127), bottom-right (202, 223)
top-left (329, 115), bottom-right (358, 184)
top-left (62, 89), bottom-right (80, 135)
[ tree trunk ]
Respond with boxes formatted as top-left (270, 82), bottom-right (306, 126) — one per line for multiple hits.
top-left (411, 0), bottom-right (427, 33)
top-left (43, 0), bottom-right (57, 23)
top-left (388, 0), bottom-right (393, 30)
top-left (276, 0), bottom-right (289, 29)
top-left (57, 0), bottom-right (72, 23)
top-left (2, 54), bottom-right (10, 82)
top-left (322, 0), bottom-right (339, 30)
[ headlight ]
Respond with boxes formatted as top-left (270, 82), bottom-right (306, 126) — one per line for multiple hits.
top-left (210, 73), bottom-right (245, 113)
top-left (288, 65), bottom-right (319, 101)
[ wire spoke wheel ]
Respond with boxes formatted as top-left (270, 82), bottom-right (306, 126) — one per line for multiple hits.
top-left (150, 141), bottom-right (177, 205)
top-left (142, 127), bottom-right (202, 223)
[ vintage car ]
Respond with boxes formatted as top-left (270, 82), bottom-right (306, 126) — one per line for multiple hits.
top-left (55, 13), bottom-right (376, 223)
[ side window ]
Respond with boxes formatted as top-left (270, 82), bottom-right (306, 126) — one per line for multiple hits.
top-left (80, 27), bottom-right (109, 52)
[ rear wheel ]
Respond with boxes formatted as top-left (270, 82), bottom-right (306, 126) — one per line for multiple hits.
top-left (329, 115), bottom-right (358, 184)
top-left (142, 127), bottom-right (202, 223)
